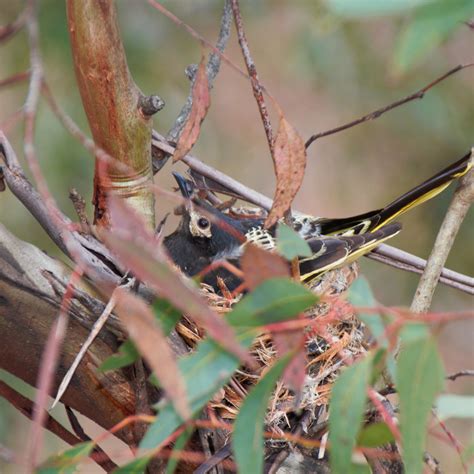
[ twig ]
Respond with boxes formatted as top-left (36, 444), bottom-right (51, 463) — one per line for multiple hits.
top-left (194, 444), bottom-right (233, 474)
top-left (151, 132), bottom-right (473, 294)
top-left (446, 370), bottom-right (474, 381)
top-left (65, 406), bottom-right (118, 472)
top-left (305, 63), bottom-right (474, 149)
top-left (231, 0), bottom-right (274, 153)
top-left (167, 0), bottom-right (232, 143)
top-left (0, 382), bottom-right (91, 463)
top-left (147, 0), bottom-right (250, 84)
top-left (0, 71), bottom-right (30, 88)
top-left (0, 2), bottom-right (32, 42)
top-left (367, 243), bottom-right (474, 291)
top-left (51, 281), bottom-right (126, 410)
top-left (432, 410), bottom-right (467, 474)
top-left (411, 150), bottom-right (474, 313)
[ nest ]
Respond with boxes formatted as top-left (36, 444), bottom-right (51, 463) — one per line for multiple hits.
top-left (175, 262), bottom-right (367, 436)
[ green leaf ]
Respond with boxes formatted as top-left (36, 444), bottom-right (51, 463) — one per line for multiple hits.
top-left (393, 0), bottom-right (474, 74)
top-left (329, 355), bottom-right (373, 474)
top-left (347, 277), bottom-right (387, 345)
top-left (113, 456), bottom-right (150, 474)
top-left (227, 278), bottom-right (317, 327)
top-left (396, 336), bottom-right (444, 474)
top-left (399, 322), bottom-right (430, 343)
top-left (165, 427), bottom-right (194, 474)
top-left (37, 442), bottom-right (94, 474)
top-left (233, 354), bottom-right (292, 474)
top-left (436, 394), bottom-right (474, 421)
top-left (276, 223), bottom-right (312, 260)
top-left (98, 339), bottom-right (139, 372)
top-left (139, 329), bottom-right (256, 451)
top-left (327, 0), bottom-right (431, 17)
top-left (357, 422), bottom-right (395, 447)
top-left (152, 298), bottom-right (182, 336)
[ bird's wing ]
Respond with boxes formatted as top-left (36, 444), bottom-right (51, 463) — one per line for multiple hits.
top-left (299, 222), bottom-right (401, 283)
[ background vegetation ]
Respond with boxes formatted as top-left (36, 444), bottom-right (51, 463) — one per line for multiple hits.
top-left (0, 1), bottom-right (472, 472)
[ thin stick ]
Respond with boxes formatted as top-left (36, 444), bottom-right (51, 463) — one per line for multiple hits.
top-left (411, 151), bottom-right (474, 313)
top-left (65, 406), bottom-right (118, 472)
top-left (147, 0), bottom-right (250, 83)
top-left (231, 0), bottom-right (274, 153)
top-left (51, 283), bottom-right (124, 409)
top-left (446, 370), bottom-right (474, 381)
top-left (167, 0), bottom-right (233, 142)
top-left (0, 71), bottom-right (30, 88)
top-left (305, 63), bottom-right (474, 149)
top-left (0, 2), bottom-right (32, 42)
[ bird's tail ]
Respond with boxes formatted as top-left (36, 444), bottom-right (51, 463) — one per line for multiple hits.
top-left (317, 152), bottom-right (473, 236)
top-left (299, 222), bottom-right (402, 283)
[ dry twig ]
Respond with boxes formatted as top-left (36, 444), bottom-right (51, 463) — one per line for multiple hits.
top-left (231, 0), bottom-right (274, 153)
top-left (305, 63), bottom-right (474, 149)
top-left (411, 150), bottom-right (473, 313)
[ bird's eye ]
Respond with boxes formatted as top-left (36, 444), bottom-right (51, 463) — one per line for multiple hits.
top-left (197, 217), bottom-right (210, 229)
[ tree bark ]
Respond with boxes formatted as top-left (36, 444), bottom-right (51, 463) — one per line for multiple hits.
top-left (0, 223), bottom-right (136, 445)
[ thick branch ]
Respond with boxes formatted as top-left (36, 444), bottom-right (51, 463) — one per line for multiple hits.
top-left (0, 223), bottom-right (136, 446)
top-left (67, 0), bottom-right (154, 228)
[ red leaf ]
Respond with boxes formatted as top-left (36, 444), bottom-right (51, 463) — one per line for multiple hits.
top-left (173, 56), bottom-right (210, 162)
top-left (240, 244), bottom-right (290, 290)
top-left (114, 288), bottom-right (190, 420)
top-left (265, 107), bottom-right (306, 228)
top-left (273, 330), bottom-right (307, 392)
top-left (104, 197), bottom-right (252, 366)
top-left (241, 243), bottom-right (306, 391)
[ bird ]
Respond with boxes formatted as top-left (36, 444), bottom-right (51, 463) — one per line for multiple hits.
top-left (163, 152), bottom-right (472, 292)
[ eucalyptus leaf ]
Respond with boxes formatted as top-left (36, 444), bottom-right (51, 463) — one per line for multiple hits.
top-left (227, 277), bottom-right (317, 327)
top-left (276, 223), bottom-right (312, 260)
top-left (37, 442), bottom-right (94, 474)
top-left (98, 339), bottom-right (139, 372)
top-left (396, 336), bottom-right (444, 474)
top-left (329, 355), bottom-right (373, 474)
top-left (233, 354), bottom-right (292, 474)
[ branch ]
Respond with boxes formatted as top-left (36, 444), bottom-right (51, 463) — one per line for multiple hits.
top-left (367, 244), bottom-right (474, 295)
top-left (0, 381), bottom-right (116, 472)
top-left (151, 133), bottom-right (473, 295)
top-left (231, 0), bottom-right (274, 153)
top-left (411, 150), bottom-right (474, 313)
top-left (446, 370), bottom-right (474, 381)
top-left (0, 1), bottom-right (32, 43)
top-left (67, 0), bottom-right (155, 228)
top-left (305, 63), bottom-right (474, 149)
top-left (167, 0), bottom-right (232, 142)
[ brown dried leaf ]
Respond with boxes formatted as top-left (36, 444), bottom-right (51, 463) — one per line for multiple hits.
top-left (114, 288), bottom-right (190, 420)
top-left (173, 56), bottom-right (210, 162)
top-left (105, 197), bottom-right (252, 365)
top-left (265, 106), bottom-right (307, 228)
top-left (240, 244), bottom-right (289, 290)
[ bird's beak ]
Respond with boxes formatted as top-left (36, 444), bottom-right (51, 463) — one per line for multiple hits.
top-left (172, 172), bottom-right (194, 199)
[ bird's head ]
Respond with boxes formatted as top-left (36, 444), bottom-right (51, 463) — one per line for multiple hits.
top-left (170, 172), bottom-right (244, 259)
